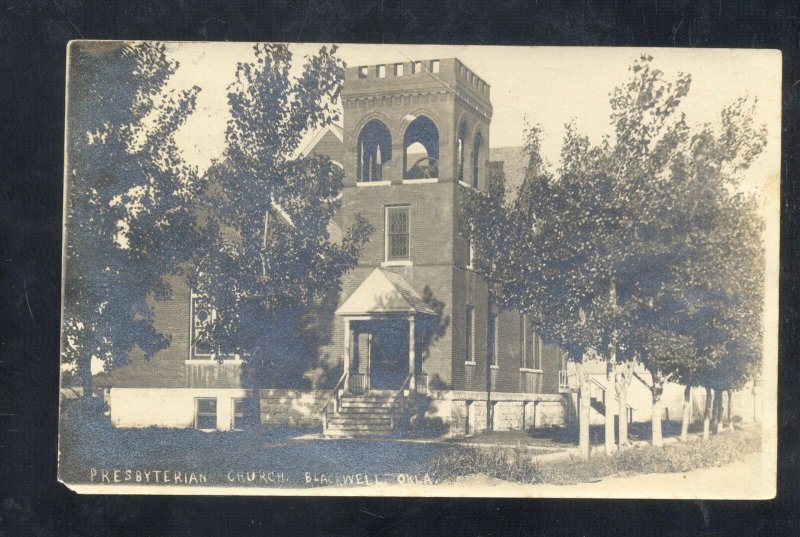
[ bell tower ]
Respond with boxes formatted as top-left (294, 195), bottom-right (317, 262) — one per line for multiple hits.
top-left (341, 58), bottom-right (493, 188)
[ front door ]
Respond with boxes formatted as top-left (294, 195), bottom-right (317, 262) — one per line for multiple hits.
top-left (368, 319), bottom-right (409, 390)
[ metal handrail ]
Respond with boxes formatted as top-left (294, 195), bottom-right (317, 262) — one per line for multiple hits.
top-left (588, 376), bottom-right (635, 410)
top-left (390, 372), bottom-right (414, 430)
top-left (321, 372), bottom-right (347, 429)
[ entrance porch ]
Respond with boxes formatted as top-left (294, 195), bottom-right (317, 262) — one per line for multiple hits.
top-left (335, 268), bottom-right (437, 395)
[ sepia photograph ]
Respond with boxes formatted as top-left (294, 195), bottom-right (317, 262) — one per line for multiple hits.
top-left (57, 41), bottom-right (780, 498)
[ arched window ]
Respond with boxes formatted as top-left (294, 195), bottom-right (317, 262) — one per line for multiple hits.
top-left (403, 116), bottom-right (439, 179)
top-left (472, 132), bottom-right (483, 188)
top-left (456, 120), bottom-right (467, 182)
top-left (357, 119), bottom-right (392, 182)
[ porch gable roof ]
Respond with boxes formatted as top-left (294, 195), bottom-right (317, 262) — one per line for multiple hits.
top-left (336, 268), bottom-right (437, 316)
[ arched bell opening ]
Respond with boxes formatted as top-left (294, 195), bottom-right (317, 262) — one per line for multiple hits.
top-left (357, 119), bottom-right (392, 182)
top-left (403, 116), bottom-right (439, 179)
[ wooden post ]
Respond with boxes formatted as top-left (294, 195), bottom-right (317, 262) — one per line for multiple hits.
top-left (408, 316), bottom-right (416, 392)
top-left (343, 318), bottom-right (351, 392)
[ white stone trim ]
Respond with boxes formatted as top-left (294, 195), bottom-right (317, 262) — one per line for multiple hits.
top-left (356, 180), bottom-right (391, 187)
top-left (402, 178), bottom-right (438, 184)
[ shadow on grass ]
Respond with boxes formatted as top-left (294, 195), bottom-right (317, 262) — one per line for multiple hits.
top-left (58, 398), bottom-right (448, 486)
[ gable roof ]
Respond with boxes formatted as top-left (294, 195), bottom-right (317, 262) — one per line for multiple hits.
top-left (299, 124), bottom-right (344, 159)
top-left (336, 268), bottom-right (437, 316)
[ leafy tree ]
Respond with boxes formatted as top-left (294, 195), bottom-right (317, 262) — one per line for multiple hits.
top-left (188, 44), bottom-right (372, 424)
top-left (463, 54), bottom-right (766, 453)
top-left (63, 42), bottom-right (200, 403)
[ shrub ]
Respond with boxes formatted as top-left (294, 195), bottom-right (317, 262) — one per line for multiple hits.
top-left (423, 446), bottom-right (543, 484)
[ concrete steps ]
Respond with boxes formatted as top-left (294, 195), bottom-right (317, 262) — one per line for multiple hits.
top-left (323, 392), bottom-right (401, 438)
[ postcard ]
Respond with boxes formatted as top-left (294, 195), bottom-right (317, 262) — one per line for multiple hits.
top-left (59, 42), bottom-right (780, 498)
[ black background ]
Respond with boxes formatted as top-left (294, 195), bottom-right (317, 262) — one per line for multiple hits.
top-left (2, 1), bottom-right (798, 535)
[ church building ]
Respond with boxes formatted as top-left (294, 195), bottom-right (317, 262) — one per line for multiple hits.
top-left (100, 58), bottom-right (571, 437)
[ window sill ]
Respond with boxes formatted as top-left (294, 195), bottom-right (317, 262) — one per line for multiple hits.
top-left (490, 365), bottom-right (500, 370)
top-left (185, 359), bottom-right (242, 365)
top-left (519, 368), bottom-right (543, 373)
top-left (464, 361), bottom-right (477, 367)
top-left (356, 180), bottom-right (391, 187)
top-left (458, 180), bottom-right (475, 189)
top-left (402, 178), bottom-right (438, 184)
top-left (381, 260), bottom-right (413, 267)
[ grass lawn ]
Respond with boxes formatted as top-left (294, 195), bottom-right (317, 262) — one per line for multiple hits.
top-left (424, 424), bottom-right (762, 486)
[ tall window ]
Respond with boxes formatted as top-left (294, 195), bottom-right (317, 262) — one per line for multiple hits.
top-left (376, 64), bottom-right (386, 78)
top-left (412, 61), bottom-right (422, 74)
top-left (430, 59), bottom-right (440, 73)
top-left (385, 206), bottom-right (410, 262)
top-left (472, 132), bottom-right (483, 188)
top-left (358, 66), bottom-right (368, 79)
top-left (489, 311), bottom-right (499, 367)
top-left (195, 398), bottom-right (217, 430)
top-left (520, 316), bottom-right (541, 370)
top-left (190, 295), bottom-right (215, 358)
top-left (394, 63), bottom-right (404, 76)
top-left (456, 120), bottom-right (467, 182)
top-left (465, 306), bottom-right (475, 362)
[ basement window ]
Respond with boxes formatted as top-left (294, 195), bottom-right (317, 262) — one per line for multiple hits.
top-left (195, 398), bottom-right (217, 430)
top-left (232, 398), bottom-right (247, 430)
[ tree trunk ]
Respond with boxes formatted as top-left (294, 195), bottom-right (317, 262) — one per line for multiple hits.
top-left (703, 387), bottom-right (713, 440)
top-left (714, 391), bottom-right (724, 434)
top-left (727, 390), bottom-right (733, 429)
top-left (651, 388), bottom-right (663, 447)
top-left (680, 384), bottom-right (692, 441)
top-left (615, 362), bottom-right (632, 450)
top-left (604, 353), bottom-right (616, 455)
top-left (579, 378), bottom-right (591, 459)
top-left (78, 350), bottom-right (94, 401)
top-left (577, 359), bottom-right (590, 459)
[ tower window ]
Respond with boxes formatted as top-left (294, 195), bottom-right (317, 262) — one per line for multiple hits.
top-left (376, 65), bottom-right (386, 78)
top-left (385, 206), bottom-right (410, 262)
top-left (403, 116), bottom-right (439, 179)
top-left (357, 119), bottom-right (392, 182)
top-left (358, 66), bottom-right (368, 79)
top-left (430, 60), bottom-right (440, 73)
top-left (394, 63), bottom-right (404, 76)
top-left (412, 61), bottom-right (422, 74)
top-left (457, 120), bottom-right (467, 182)
top-left (472, 132), bottom-right (483, 188)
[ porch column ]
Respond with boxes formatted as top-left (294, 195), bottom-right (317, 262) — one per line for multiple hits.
top-left (343, 318), bottom-right (351, 391)
top-left (408, 316), bottom-right (416, 392)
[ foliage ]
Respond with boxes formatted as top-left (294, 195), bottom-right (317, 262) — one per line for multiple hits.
top-left (461, 53), bottom-right (767, 401)
top-left (63, 42), bottom-right (200, 395)
top-left (188, 44), bottom-right (372, 390)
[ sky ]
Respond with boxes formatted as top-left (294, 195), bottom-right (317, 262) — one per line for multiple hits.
top-left (164, 43), bottom-right (781, 194)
